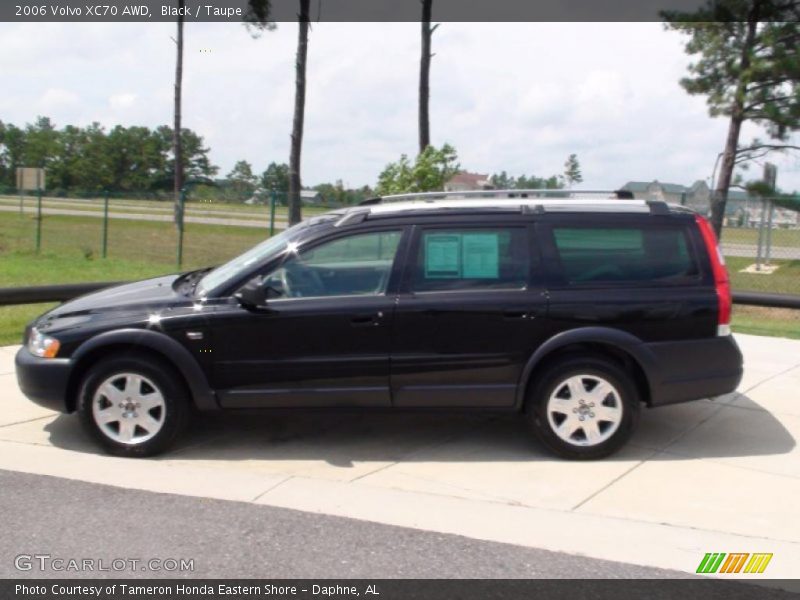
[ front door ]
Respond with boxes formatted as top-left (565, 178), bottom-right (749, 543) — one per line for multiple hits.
top-left (208, 228), bottom-right (406, 408)
top-left (391, 223), bottom-right (548, 408)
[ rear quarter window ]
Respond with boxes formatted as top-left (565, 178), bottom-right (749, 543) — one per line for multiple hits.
top-left (551, 225), bottom-right (699, 285)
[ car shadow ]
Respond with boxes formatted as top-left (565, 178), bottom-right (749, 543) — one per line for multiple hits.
top-left (42, 392), bottom-right (795, 464)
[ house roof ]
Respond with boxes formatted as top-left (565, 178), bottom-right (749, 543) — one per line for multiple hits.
top-left (621, 180), bottom-right (687, 194)
top-left (446, 172), bottom-right (490, 186)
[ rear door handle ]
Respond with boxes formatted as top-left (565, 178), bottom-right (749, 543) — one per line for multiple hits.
top-left (503, 309), bottom-right (529, 320)
top-left (351, 312), bottom-right (383, 327)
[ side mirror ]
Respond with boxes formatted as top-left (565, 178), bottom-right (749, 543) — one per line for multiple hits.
top-left (234, 277), bottom-right (269, 311)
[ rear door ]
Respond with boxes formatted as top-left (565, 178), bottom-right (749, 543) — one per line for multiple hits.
top-left (390, 219), bottom-right (549, 408)
top-left (538, 214), bottom-right (715, 342)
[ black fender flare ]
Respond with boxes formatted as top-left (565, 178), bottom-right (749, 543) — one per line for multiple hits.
top-left (71, 328), bottom-right (218, 411)
top-left (515, 327), bottom-right (658, 409)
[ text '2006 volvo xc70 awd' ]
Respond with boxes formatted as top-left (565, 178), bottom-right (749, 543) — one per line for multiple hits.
top-left (16, 191), bottom-right (743, 459)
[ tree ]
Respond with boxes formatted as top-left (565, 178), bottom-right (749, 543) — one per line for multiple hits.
top-left (490, 171), bottom-right (515, 189)
top-left (419, 0), bottom-right (438, 153)
top-left (23, 116), bottom-right (59, 170)
top-left (261, 162), bottom-right (290, 194)
top-left (665, 0), bottom-right (800, 237)
top-left (490, 172), bottom-right (565, 190)
top-left (0, 121), bottom-right (26, 188)
top-left (107, 125), bottom-right (168, 191)
top-left (226, 160), bottom-right (258, 197)
top-left (287, 0), bottom-right (311, 225)
top-left (376, 143), bottom-right (459, 195)
top-left (247, 0), bottom-right (309, 226)
top-left (173, 0), bottom-right (185, 213)
top-left (563, 154), bottom-right (583, 187)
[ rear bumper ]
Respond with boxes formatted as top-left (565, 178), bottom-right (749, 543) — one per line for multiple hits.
top-left (15, 347), bottom-right (73, 412)
top-left (645, 335), bottom-right (743, 406)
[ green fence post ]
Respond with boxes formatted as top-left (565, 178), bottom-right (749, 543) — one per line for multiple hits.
top-left (101, 190), bottom-right (109, 258)
top-left (176, 187), bottom-right (186, 270)
top-left (35, 187), bottom-right (42, 253)
top-left (269, 190), bottom-right (277, 237)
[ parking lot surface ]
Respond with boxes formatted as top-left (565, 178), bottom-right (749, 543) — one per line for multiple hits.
top-left (0, 333), bottom-right (798, 580)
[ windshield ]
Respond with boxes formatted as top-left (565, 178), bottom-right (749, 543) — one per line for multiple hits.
top-left (196, 224), bottom-right (303, 296)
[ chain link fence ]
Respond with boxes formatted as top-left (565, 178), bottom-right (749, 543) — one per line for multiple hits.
top-left (0, 186), bottom-right (356, 272)
top-left (721, 197), bottom-right (800, 297)
top-left (2, 187), bottom-right (799, 295)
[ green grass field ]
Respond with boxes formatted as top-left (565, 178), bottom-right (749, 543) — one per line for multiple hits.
top-left (731, 305), bottom-right (800, 340)
top-left (0, 194), bottom-right (332, 220)
top-left (0, 211), bottom-right (268, 271)
top-left (0, 210), bottom-right (276, 345)
top-left (727, 257), bottom-right (800, 295)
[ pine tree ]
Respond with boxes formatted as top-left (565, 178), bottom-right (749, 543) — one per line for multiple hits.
top-left (563, 154), bottom-right (583, 187)
top-left (665, 0), bottom-right (800, 236)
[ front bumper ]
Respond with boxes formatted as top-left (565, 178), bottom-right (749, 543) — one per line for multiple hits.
top-left (15, 347), bottom-right (73, 412)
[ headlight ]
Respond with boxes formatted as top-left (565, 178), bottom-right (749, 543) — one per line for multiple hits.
top-left (28, 327), bottom-right (60, 358)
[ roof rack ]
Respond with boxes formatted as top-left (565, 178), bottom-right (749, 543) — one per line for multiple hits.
top-left (359, 189), bottom-right (634, 206)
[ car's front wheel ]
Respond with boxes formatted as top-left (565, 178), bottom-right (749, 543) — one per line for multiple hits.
top-left (526, 355), bottom-right (640, 460)
top-left (77, 354), bottom-right (189, 457)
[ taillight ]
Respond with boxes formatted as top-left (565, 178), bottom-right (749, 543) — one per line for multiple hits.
top-left (695, 215), bottom-right (732, 336)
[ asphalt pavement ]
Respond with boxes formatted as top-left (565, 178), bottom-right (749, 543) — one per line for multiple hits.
top-left (0, 468), bottom-right (691, 580)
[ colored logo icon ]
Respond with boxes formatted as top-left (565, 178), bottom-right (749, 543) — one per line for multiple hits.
top-left (696, 553), bottom-right (773, 574)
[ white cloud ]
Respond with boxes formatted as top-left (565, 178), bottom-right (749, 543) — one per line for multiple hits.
top-left (0, 21), bottom-right (797, 192)
top-left (109, 93), bottom-right (137, 110)
top-left (38, 88), bottom-right (80, 110)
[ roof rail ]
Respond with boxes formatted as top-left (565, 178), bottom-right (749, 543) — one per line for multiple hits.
top-left (646, 200), bottom-right (670, 215)
top-left (359, 189), bottom-right (635, 206)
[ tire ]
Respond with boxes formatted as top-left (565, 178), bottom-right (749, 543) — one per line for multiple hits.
top-left (526, 355), bottom-right (640, 460)
top-left (77, 353), bottom-right (189, 457)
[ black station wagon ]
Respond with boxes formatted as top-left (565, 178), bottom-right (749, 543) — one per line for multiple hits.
top-left (15, 191), bottom-right (743, 459)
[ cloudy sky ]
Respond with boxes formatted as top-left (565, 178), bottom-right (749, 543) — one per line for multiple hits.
top-left (1, 21), bottom-right (798, 191)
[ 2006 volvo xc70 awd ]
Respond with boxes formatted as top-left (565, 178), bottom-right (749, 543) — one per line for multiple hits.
top-left (16, 191), bottom-right (743, 459)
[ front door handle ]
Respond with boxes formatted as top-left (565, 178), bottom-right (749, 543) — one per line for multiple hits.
top-left (351, 312), bottom-right (383, 327)
top-left (503, 309), bottom-right (529, 320)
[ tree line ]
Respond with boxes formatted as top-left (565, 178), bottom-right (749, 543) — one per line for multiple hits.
top-left (0, 116), bottom-right (582, 205)
top-left (0, 117), bottom-right (216, 195)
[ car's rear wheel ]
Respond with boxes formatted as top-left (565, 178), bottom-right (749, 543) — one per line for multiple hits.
top-left (526, 355), bottom-right (640, 460)
top-left (77, 354), bottom-right (189, 457)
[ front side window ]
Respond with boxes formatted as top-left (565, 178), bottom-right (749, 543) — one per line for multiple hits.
top-left (264, 230), bottom-right (402, 298)
top-left (552, 226), bottom-right (698, 285)
top-left (411, 228), bottom-right (530, 292)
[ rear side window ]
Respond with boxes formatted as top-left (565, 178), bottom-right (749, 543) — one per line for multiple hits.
top-left (552, 226), bottom-right (698, 285)
top-left (412, 228), bottom-right (529, 292)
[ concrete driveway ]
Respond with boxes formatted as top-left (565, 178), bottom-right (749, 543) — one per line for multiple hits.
top-left (0, 333), bottom-right (798, 580)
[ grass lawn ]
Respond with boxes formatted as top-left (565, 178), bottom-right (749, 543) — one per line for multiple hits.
top-left (0, 211), bottom-right (268, 271)
top-left (726, 256), bottom-right (800, 295)
top-left (731, 305), bottom-right (800, 340)
top-left (0, 211), bottom-right (274, 345)
top-left (0, 252), bottom-right (177, 345)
